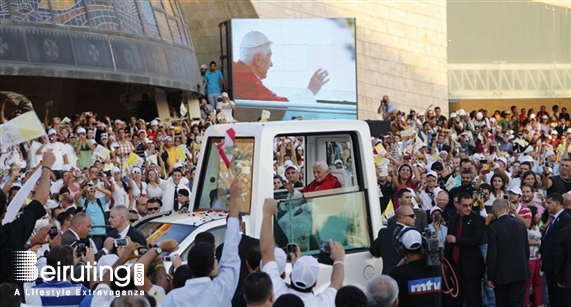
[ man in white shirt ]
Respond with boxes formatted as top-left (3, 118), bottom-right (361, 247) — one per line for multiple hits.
top-left (260, 198), bottom-right (345, 306)
top-left (64, 133), bottom-right (79, 169)
top-left (159, 168), bottom-right (189, 212)
top-left (162, 179), bottom-right (243, 306)
top-left (43, 129), bottom-right (69, 179)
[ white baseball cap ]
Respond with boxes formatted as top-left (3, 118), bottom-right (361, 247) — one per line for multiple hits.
top-left (399, 227), bottom-right (422, 251)
top-left (221, 92), bottom-right (229, 98)
top-left (544, 150), bottom-right (555, 158)
top-left (150, 120), bottom-right (158, 126)
top-left (430, 206), bottom-right (443, 216)
top-left (76, 127), bottom-right (86, 134)
top-left (48, 129), bottom-right (57, 135)
top-left (285, 164), bottom-right (299, 172)
top-left (418, 111), bottom-right (425, 116)
top-left (508, 186), bottom-right (522, 196)
top-left (426, 170), bottom-right (438, 180)
top-left (290, 256), bottom-right (319, 290)
top-left (200, 64), bottom-right (207, 69)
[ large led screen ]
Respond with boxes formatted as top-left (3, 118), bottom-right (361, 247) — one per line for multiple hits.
top-left (230, 18), bottom-right (357, 122)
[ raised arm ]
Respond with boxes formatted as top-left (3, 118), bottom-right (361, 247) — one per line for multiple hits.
top-left (261, 198), bottom-right (278, 264)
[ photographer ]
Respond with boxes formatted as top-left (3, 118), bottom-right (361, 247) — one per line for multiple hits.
top-left (388, 227), bottom-right (442, 306)
top-left (377, 95), bottom-right (397, 120)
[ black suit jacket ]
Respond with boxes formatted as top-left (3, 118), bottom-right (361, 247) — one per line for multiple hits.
top-left (216, 234), bottom-right (260, 290)
top-left (540, 211), bottom-right (571, 273)
top-left (61, 229), bottom-right (107, 261)
top-left (557, 225), bottom-right (571, 288)
top-left (107, 225), bottom-right (148, 247)
top-left (445, 211), bottom-right (485, 278)
top-left (486, 215), bottom-right (530, 285)
top-left (370, 224), bottom-right (405, 274)
top-left (0, 200), bottom-right (46, 283)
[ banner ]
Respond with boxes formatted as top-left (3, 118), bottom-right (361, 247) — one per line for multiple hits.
top-left (0, 111), bottom-right (46, 148)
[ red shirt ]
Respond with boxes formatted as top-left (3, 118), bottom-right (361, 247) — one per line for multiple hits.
top-left (301, 173), bottom-right (342, 193)
top-left (233, 61), bottom-right (289, 102)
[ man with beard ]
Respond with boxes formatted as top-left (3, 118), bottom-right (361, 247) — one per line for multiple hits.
top-left (448, 170), bottom-right (476, 210)
top-left (521, 184), bottom-right (545, 216)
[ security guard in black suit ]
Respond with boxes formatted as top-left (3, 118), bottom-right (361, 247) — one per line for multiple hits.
top-left (444, 192), bottom-right (485, 307)
top-left (540, 193), bottom-right (571, 307)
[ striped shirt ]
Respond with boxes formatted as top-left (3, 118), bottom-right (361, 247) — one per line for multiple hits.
top-left (515, 203), bottom-right (532, 221)
top-left (25, 280), bottom-right (88, 306)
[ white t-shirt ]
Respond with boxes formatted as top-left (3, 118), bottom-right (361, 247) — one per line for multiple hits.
top-left (217, 100), bottom-right (235, 123)
top-left (64, 143), bottom-right (78, 169)
top-left (27, 140), bottom-right (44, 169)
top-left (43, 141), bottom-right (67, 170)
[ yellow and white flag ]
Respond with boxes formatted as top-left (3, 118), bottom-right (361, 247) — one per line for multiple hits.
top-left (381, 199), bottom-right (395, 224)
top-left (261, 110), bottom-right (271, 122)
top-left (0, 111), bottom-right (46, 148)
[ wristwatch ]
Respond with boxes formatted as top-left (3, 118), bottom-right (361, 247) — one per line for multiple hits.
top-left (152, 244), bottom-right (162, 254)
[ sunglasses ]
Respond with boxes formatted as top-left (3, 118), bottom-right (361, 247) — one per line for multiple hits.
top-left (405, 214), bottom-right (416, 218)
top-left (129, 219), bottom-right (138, 223)
top-left (147, 207), bottom-right (160, 211)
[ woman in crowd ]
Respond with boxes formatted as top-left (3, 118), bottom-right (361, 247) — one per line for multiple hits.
top-left (488, 173), bottom-right (507, 203)
top-left (525, 205), bottom-right (543, 307)
top-left (129, 167), bottom-right (147, 208)
top-left (391, 162), bottom-right (420, 209)
top-left (146, 168), bottom-right (163, 200)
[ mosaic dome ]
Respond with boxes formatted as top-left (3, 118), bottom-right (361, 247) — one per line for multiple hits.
top-left (0, 0), bottom-right (201, 91)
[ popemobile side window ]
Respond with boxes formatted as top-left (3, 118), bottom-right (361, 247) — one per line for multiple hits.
top-left (194, 137), bottom-right (254, 213)
top-left (273, 133), bottom-right (371, 255)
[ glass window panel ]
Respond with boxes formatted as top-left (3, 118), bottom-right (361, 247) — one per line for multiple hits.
top-left (85, 0), bottom-right (119, 30)
top-left (169, 18), bottom-right (182, 45)
top-left (137, 222), bottom-right (197, 245)
top-left (154, 10), bottom-right (172, 42)
top-left (195, 137), bottom-right (254, 213)
top-left (0, 0), bottom-right (11, 20)
top-left (138, 0), bottom-right (160, 39)
top-left (9, 0), bottom-right (53, 23)
top-left (177, 18), bottom-right (188, 46)
top-left (162, 0), bottom-right (175, 16)
top-left (115, 0), bottom-right (143, 36)
top-left (276, 191), bottom-right (370, 253)
top-left (52, 0), bottom-right (88, 27)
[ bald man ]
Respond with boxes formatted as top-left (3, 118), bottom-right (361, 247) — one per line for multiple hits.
top-left (106, 205), bottom-right (147, 247)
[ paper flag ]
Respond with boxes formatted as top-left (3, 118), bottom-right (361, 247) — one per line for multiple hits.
top-left (148, 154), bottom-right (158, 165)
top-left (180, 102), bottom-right (188, 116)
top-left (374, 155), bottom-right (384, 165)
top-left (415, 135), bottom-right (427, 151)
top-left (93, 145), bottom-right (111, 160)
top-left (374, 143), bottom-right (387, 156)
top-left (381, 200), bottom-right (395, 224)
top-left (224, 128), bottom-right (236, 149)
top-left (400, 128), bottom-right (415, 138)
top-left (514, 138), bottom-right (529, 148)
top-left (217, 142), bottom-right (231, 168)
top-left (0, 111), bottom-right (47, 148)
top-left (103, 163), bottom-right (114, 172)
top-left (127, 153), bottom-right (139, 165)
top-left (261, 110), bottom-right (271, 122)
top-left (61, 117), bottom-right (71, 125)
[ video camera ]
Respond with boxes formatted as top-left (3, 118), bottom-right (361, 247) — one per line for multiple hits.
top-left (422, 228), bottom-right (443, 267)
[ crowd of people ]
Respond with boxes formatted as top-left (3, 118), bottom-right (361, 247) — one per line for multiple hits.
top-left (372, 96), bottom-right (571, 307)
top-left (1, 71), bottom-right (571, 307)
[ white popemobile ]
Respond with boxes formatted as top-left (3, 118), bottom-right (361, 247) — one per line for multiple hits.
top-left (136, 120), bottom-right (384, 290)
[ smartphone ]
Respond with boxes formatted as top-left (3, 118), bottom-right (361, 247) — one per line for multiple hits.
top-left (320, 241), bottom-right (331, 254)
top-left (433, 215), bottom-right (440, 223)
top-left (76, 243), bottom-right (87, 256)
top-left (503, 195), bottom-right (508, 200)
top-left (286, 243), bottom-right (297, 254)
top-left (163, 256), bottom-right (173, 262)
top-left (48, 226), bottom-right (58, 239)
top-left (137, 247), bottom-right (148, 256)
top-left (114, 238), bottom-right (128, 247)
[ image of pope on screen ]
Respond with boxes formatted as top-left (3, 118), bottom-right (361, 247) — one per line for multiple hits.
top-left (230, 18), bottom-right (357, 121)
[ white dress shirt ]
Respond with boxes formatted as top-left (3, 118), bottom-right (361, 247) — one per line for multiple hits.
top-left (159, 177), bottom-right (189, 212)
top-left (162, 217), bottom-right (241, 306)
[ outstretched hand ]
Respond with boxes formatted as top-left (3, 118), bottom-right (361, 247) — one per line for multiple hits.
top-left (307, 68), bottom-right (330, 95)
